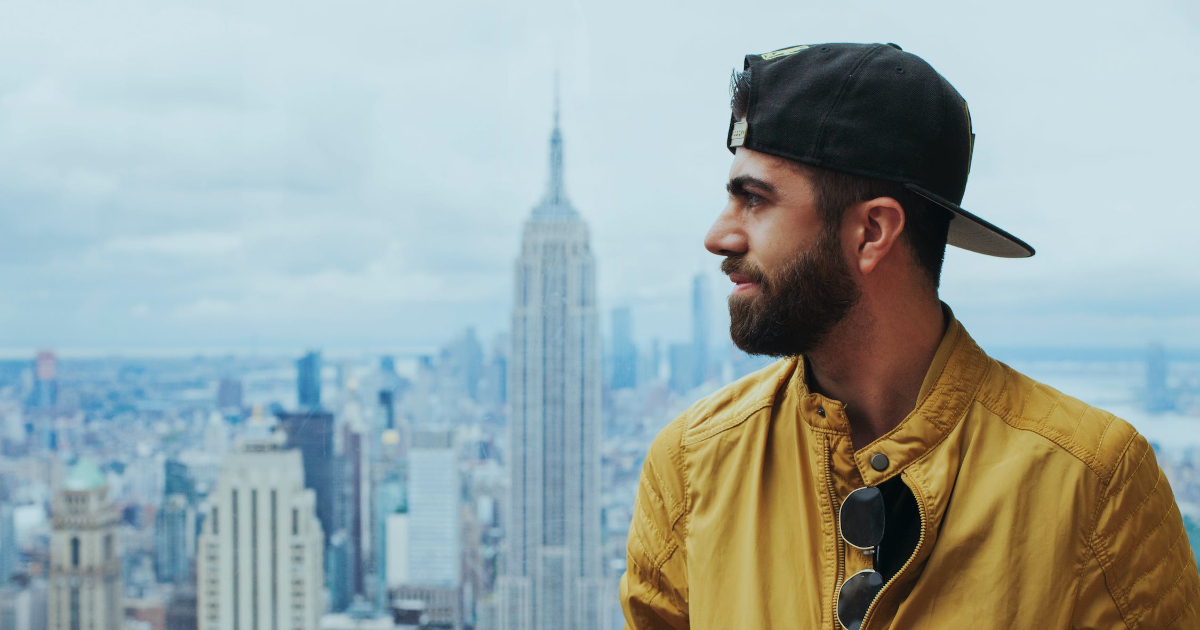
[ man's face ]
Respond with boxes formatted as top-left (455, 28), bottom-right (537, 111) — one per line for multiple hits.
top-left (705, 148), bottom-right (861, 357)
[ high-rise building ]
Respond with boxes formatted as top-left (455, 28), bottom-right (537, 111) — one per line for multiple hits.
top-left (154, 493), bottom-right (194, 584)
top-left (1146, 343), bottom-right (1173, 413)
top-left (610, 307), bottom-right (637, 390)
top-left (408, 429), bottom-right (459, 587)
top-left (378, 390), bottom-right (396, 431)
top-left (327, 531), bottom-right (353, 613)
top-left (0, 499), bottom-right (15, 584)
top-left (296, 351), bottom-right (322, 410)
top-left (197, 429), bottom-right (324, 630)
top-left (29, 351), bottom-right (57, 409)
top-left (499, 94), bottom-right (604, 630)
top-left (374, 471), bottom-right (407, 609)
top-left (668, 342), bottom-right (696, 394)
top-left (217, 377), bottom-right (244, 412)
top-left (692, 273), bottom-right (711, 387)
top-left (49, 459), bottom-right (122, 630)
top-left (163, 459), bottom-right (195, 503)
top-left (276, 410), bottom-right (336, 548)
top-left (0, 582), bottom-right (32, 630)
top-left (340, 422), bottom-right (368, 600)
top-left (165, 588), bottom-right (198, 630)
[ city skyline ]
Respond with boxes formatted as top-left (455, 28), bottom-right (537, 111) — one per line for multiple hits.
top-left (2, 0), bottom-right (1199, 353)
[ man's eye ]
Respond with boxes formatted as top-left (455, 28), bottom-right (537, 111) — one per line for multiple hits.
top-left (744, 193), bottom-right (763, 207)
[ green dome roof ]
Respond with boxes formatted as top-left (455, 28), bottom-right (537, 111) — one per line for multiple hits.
top-left (64, 459), bottom-right (106, 491)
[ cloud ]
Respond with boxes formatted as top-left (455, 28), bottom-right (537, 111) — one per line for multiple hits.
top-left (0, 0), bottom-right (1197, 350)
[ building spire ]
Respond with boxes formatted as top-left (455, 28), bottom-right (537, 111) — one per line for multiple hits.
top-left (545, 73), bottom-right (566, 206)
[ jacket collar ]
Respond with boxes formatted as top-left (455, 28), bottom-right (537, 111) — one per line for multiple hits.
top-left (790, 305), bottom-right (991, 485)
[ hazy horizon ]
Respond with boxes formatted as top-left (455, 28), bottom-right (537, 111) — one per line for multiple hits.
top-left (2, 0), bottom-right (1198, 352)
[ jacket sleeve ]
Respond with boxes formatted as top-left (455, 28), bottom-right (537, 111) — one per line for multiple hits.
top-left (1072, 432), bottom-right (1199, 629)
top-left (620, 414), bottom-right (690, 629)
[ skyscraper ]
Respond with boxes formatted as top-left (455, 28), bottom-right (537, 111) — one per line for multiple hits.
top-left (49, 459), bottom-right (122, 630)
top-left (499, 93), bottom-right (604, 630)
top-left (374, 471), bottom-right (407, 609)
top-left (276, 410), bottom-right (336, 548)
top-left (30, 351), bottom-right (57, 409)
top-left (154, 493), bottom-right (194, 584)
top-left (197, 429), bottom-right (324, 630)
top-left (0, 482), bottom-right (16, 583)
top-left (296, 351), bottom-right (322, 410)
top-left (610, 307), bottom-right (637, 390)
top-left (1146, 343), bottom-right (1173, 413)
top-left (408, 429), bottom-right (460, 587)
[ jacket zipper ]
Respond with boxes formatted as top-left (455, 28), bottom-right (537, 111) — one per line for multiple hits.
top-left (826, 435), bottom-right (845, 630)
top-left (857, 474), bottom-right (928, 630)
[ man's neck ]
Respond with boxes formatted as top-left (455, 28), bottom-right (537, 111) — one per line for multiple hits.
top-left (805, 296), bottom-right (948, 452)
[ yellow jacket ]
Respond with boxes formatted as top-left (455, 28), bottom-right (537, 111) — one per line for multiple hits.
top-left (621, 315), bottom-right (1199, 629)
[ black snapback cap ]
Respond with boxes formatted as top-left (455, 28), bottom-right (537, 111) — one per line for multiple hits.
top-left (727, 43), bottom-right (1034, 258)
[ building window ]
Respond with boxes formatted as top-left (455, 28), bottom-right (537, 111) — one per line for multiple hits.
top-left (70, 537), bottom-right (79, 566)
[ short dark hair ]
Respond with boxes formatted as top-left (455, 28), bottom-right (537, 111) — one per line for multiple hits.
top-left (730, 69), bottom-right (952, 290)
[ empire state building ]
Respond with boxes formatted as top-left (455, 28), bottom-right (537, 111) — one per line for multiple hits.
top-left (499, 99), bottom-right (604, 630)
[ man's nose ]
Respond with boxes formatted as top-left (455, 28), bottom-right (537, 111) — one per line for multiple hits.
top-left (705, 206), bottom-right (747, 257)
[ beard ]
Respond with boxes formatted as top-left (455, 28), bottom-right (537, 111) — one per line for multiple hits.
top-left (724, 224), bottom-right (861, 357)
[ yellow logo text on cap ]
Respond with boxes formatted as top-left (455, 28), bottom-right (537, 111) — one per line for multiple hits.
top-left (761, 45), bottom-right (810, 60)
top-left (730, 121), bottom-right (748, 148)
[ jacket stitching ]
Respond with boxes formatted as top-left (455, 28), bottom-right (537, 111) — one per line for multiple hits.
top-left (977, 398), bottom-right (1113, 481)
top-left (871, 354), bottom-right (991, 482)
top-left (1091, 542), bottom-right (1138, 628)
top-left (1035, 388), bottom-right (1066, 432)
top-left (1129, 556), bottom-right (1193, 626)
top-left (1098, 467), bottom-right (1163, 552)
top-left (646, 455), bottom-right (680, 525)
top-left (1102, 436), bottom-right (1150, 505)
top-left (1110, 495), bottom-right (1177, 576)
top-left (1089, 411), bottom-right (1118, 477)
top-left (1013, 374), bottom-right (1039, 420)
top-left (629, 526), bottom-right (653, 579)
top-left (1160, 588), bottom-right (1196, 630)
top-left (856, 343), bottom-right (989, 482)
top-left (676, 414), bottom-right (692, 558)
top-left (682, 398), bottom-right (774, 445)
top-left (636, 500), bottom-right (668, 552)
top-left (1118, 524), bottom-right (1188, 604)
top-left (640, 472), bottom-right (666, 512)
top-left (1156, 578), bottom-right (1195, 624)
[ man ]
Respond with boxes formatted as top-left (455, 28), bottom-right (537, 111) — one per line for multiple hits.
top-left (620, 43), bottom-right (1199, 629)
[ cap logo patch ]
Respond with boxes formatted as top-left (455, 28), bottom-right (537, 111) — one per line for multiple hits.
top-left (761, 45), bottom-right (810, 60)
top-left (730, 121), bottom-right (748, 147)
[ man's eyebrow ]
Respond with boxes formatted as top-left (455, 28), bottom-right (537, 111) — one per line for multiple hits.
top-left (726, 174), bottom-right (776, 197)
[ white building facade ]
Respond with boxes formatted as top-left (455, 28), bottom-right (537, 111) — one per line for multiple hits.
top-left (49, 460), bottom-right (121, 630)
top-left (407, 429), bottom-right (460, 587)
top-left (499, 102), bottom-right (605, 630)
top-left (198, 431), bottom-right (324, 630)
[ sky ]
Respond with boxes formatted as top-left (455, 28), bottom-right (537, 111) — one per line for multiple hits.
top-left (0, 0), bottom-right (1198, 355)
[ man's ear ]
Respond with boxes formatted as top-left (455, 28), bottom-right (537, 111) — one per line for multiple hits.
top-left (847, 196), bottom-right (905, 276)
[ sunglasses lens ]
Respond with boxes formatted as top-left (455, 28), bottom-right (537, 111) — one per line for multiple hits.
top-left (840, 486), bottom-right (885, 549)
top-left (837, 569), bottom-right (885, 630)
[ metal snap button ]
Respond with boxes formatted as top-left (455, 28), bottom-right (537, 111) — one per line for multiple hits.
top-left (817, 406), bottom-right (826, 418)
top-left (870, 453), bottom-right (889, 472)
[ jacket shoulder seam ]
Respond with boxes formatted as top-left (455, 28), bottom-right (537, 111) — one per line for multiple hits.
top-left (680, 396), bottom-right (774, 446)
top-left (975, 398), bottom-right (1109, 482)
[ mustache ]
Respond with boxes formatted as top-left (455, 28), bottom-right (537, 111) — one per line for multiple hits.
top-left (721, 256), bottom-right (768, 285)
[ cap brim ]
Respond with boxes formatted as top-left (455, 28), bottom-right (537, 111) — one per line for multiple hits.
top-left (906, 184), bottom-right (1035, 258)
